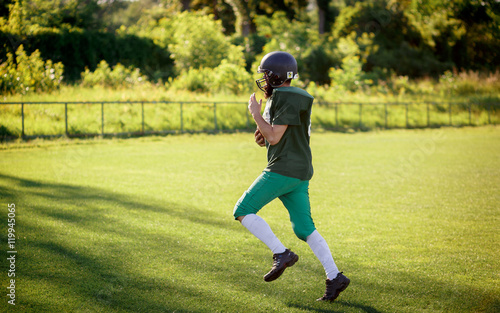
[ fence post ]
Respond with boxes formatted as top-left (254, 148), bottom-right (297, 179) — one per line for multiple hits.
top-left (384, 102), bottom-right (388, 128)
top-left (180, 103), bottom-right (184, 132)
top-left (449, 102), bottom-right (452, 126)
top-left (468, 103), bottom-right (472, 126)
top-left (335, 103), bottom-right (338, 128)
top-left (427, 102), bottom-right (430, 128)
top-left (101, 102), bottom-right (104, 136)
top-left (141, 102), bottom-right (145, 134)
top-left (359, 103), bottom-right (362, 129)
top-left (21, 103), bottom-right (25, 138)
top-left (65, 103), bottom-right (68, 136)
top-left (487, 104), bottom-right (491, 125)
top-left (214, 102), bottom-right (218, 132)
top-left (405, 102), bottom-right (409, 128)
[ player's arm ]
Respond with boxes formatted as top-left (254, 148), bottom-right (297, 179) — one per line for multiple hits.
top-left (248, 93), bottom-right (288, 146)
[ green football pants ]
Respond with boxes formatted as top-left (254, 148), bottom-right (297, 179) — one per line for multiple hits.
top-left (233, 171), bottom-right (316, 241)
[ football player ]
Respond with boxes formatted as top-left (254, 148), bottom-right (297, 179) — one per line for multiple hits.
top-left (233, 51), bottom-right (350, 302)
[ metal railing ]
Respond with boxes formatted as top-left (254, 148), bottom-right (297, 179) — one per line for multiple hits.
top-left (0, 100), bottom-right (498, 139)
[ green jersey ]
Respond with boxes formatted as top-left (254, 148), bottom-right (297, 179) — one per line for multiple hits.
top-left (263, 86), bottom-right (314, 181)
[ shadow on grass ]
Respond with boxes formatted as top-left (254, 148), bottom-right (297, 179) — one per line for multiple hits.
top-left (287, 300), bottom-right (383, 313)
top-left (0, 172), bottom-right (262, 312)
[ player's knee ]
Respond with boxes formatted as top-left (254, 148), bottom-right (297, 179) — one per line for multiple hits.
top-left (294, 230), bottom-right (310, 241)
top-left (233, 204), bottom-right (244, 220)
top-left (233, 198), bottom-right (252, 220)
top-left (233, 191), bottom-right (261, 220)
top-left (292, 224), bottom-right (315, 241)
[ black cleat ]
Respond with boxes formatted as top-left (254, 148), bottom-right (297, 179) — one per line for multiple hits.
top-left (263, 249), bottom-right (299, 282)
top-left (316, 272), bottom-right (350, 302)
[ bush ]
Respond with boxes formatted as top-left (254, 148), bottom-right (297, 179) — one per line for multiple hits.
top-left (212, 60), bottom-right (253, 95)
top-left (81, 60), bottom-right (148, 89)
top-left (168, 60), bottom-right (252, 95)
top-left (168, 12), bottom-right (245, 72)
top-left (329, 55), bottom-right (364, 92)
top-left (438, 70), bottom-right (500, 96)
top-left (1, 29), bottom-right (174, 82)
top-left (167, 67), bottom-right (213, 93)
top-left (328, 35), bottom-right (376, 92)
top-left (0, 44), bottom-right (64, 95)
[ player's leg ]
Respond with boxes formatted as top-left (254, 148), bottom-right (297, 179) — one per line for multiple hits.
top-left (233, 172), bottom-right (286, 253)
top-left (233, 171), bottom-right (300, 282)
top-left (237, 214), bottom-right (286, 254)
top-left (279, 181), bottom-right (339, 277)
top-left (308, 229), bottom-right (350, 302)
top-left (279, 182), bottom-right (349, 301)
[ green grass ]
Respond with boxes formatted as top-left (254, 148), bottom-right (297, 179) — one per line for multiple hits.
top-left (0, 126), bottom-right (499, 312)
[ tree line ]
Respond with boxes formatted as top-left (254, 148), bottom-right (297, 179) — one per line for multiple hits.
top-left (0, 0), bottom-right (499, 91)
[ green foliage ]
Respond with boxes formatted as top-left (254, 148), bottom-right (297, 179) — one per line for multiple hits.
top-left (168, 12), bottom-right (245, 72)
top-left (0, 0), bottom-right (102, 34)
top-left (0, 1), bottom-right (174, 83)
top-left (438, 70), bottom-right (500, 96)
top-left (119, 16), bottom-right (176, 51)
top-left (0, 29), bottom-right (175, 82)
top-left (301, 40), bottom-right (339, 85)
top-left (168, 60), bottom-right (252, 95)
top-left (332, 0), bottom-right (453, 77)
top-left (212, 60), bottom-right (253, 94)
top-left (0, 44), bottom-right (63, 95)
top-left (0, 0), bottom-right (498, 94)
top-left (168, 67), bottom-right (213, 93)
top-left (254, 12), bottom-right (313, 68)
top-left (231, 33), bottom-right (267, 72)
top-left (327, 33), bottom-right (383, 91)
top-left (329, 55), bottom-right (365, 92)
top-left (254, 11), bottom-right (339, 84)
top-left (81, 60), bottom-right (148, 89)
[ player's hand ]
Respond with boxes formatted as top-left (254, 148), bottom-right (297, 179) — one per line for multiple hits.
top-left (254, 129), bottom-right (266, 147)
top-left (248, 93), bottom-right (262, 117)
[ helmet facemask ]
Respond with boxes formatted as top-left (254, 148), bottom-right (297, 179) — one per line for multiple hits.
top-left (255, 72), bottom-right (268, 93)
top-left (255, 70), bottom-right (289, 93)
top-left (256, 71), bottom-right (282, 98)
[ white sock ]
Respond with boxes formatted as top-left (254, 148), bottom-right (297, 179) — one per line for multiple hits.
top-left (241, 214), bottom-right (287, 254)
top-left (306, 230), bottom-right (339, 280)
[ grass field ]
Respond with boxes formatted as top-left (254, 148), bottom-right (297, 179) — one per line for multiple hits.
top-left (0, 126), bottom-right (499, 312)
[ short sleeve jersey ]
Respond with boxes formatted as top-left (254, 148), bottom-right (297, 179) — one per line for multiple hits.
top-left (262, 86), bottom-right (314, 181)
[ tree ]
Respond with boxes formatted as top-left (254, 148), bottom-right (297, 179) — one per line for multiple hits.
top-left (225, 0), bottom-right (309, 37)
top-left (332, 0), bottom-right (453, 77)
top-left (407, 0), bottom-right (500, 71)
top-left (0, 0), bottom-right (103, 34)
top-left (452, 0), bottom-right (500, 71)
top-left (0, 0), bottom-right (13, 17)
top-left (225, 0), bottom-right (256, 36)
